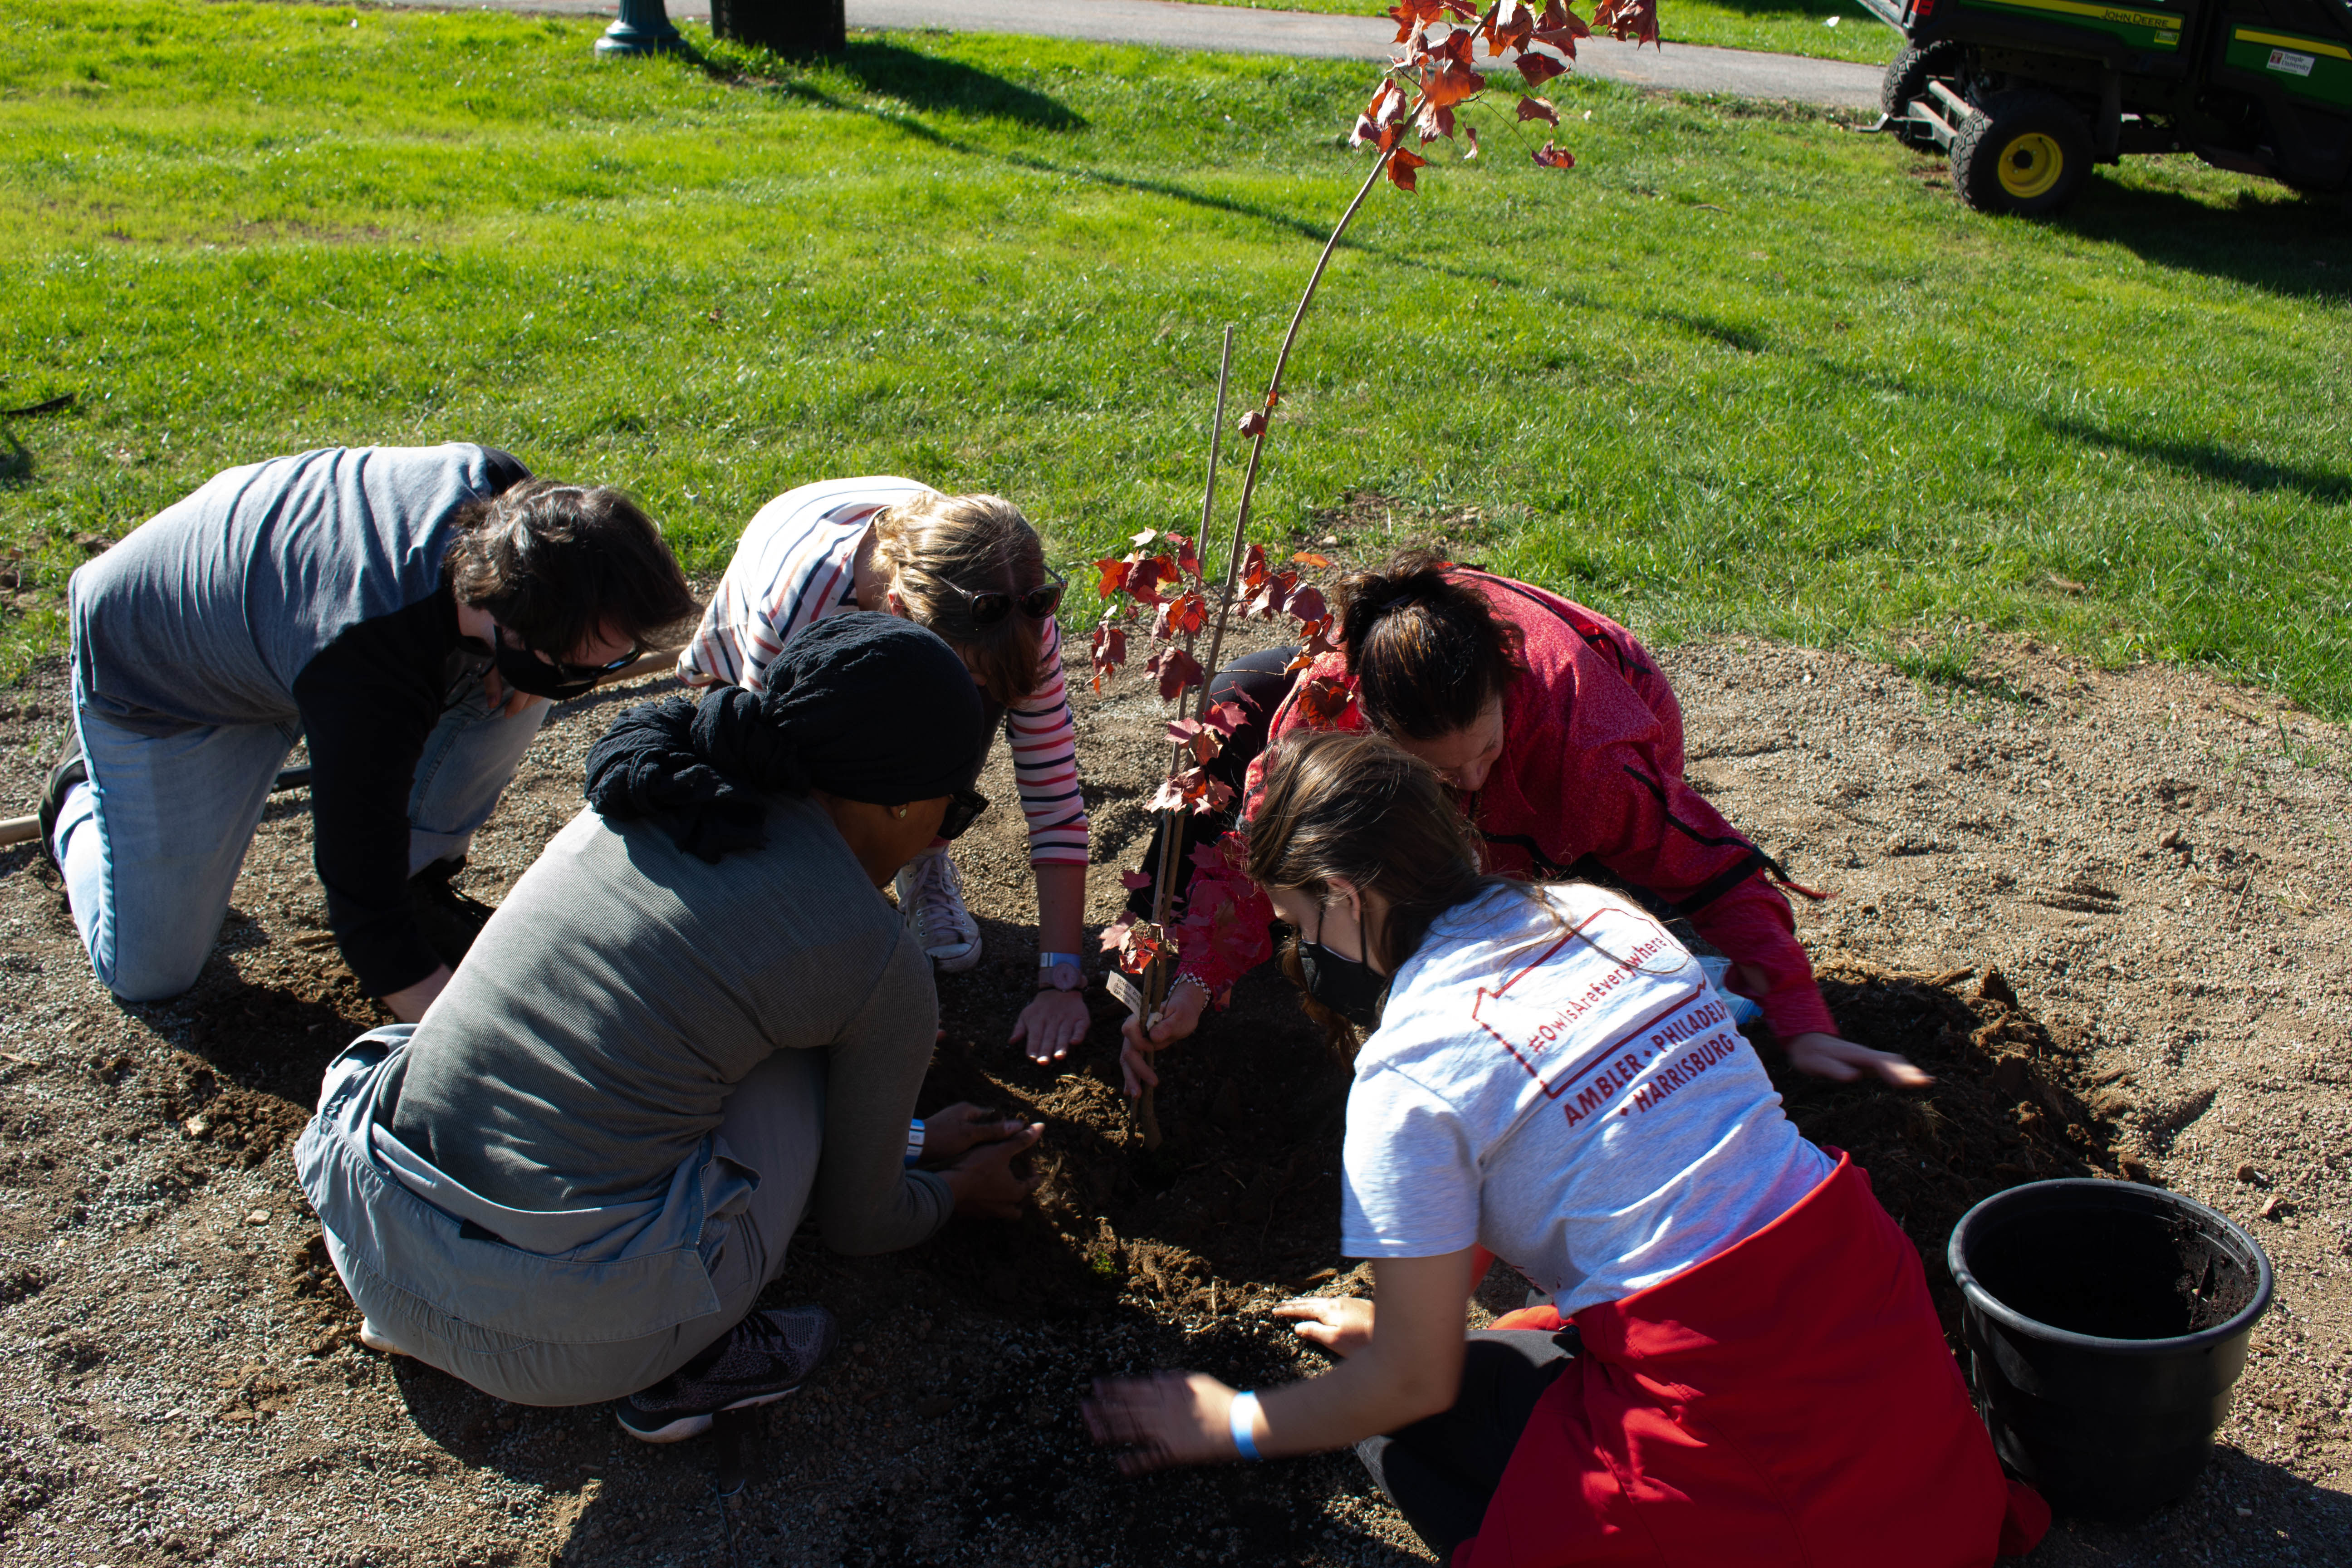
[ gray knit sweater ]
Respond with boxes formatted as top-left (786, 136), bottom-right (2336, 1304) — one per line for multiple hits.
top-left (384, 794), bottom-right (951, 1254)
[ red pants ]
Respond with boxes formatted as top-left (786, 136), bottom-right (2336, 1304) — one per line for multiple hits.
top-left (1461, 1155), bottom-right (2048, 1567)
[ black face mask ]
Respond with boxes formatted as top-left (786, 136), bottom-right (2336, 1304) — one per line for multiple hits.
top-left (1298, 938), bottom-right (1387, 1032)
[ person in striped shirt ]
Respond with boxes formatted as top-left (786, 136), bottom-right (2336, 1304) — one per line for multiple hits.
top-left (678, 477), bottom-right (1093, 1062)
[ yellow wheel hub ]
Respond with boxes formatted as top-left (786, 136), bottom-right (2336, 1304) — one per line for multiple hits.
top-left (1998, 132), bottom-right (2064, 199)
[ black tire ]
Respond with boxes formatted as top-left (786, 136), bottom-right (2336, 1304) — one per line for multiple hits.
top-left (1951, 89), bottom-right (2094, 216)
top-left (1882, 40), bottom-right (1965, 147)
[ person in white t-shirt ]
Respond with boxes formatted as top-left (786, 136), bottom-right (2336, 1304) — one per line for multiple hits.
top-left (678, 479), bottom-right (1092, 1062)
top-left (1083, 731), bottom-right (2036, 1568)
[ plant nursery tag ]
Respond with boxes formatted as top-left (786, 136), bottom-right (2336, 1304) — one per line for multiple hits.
top-left (1104, 970), bottom-right (1146, 1016)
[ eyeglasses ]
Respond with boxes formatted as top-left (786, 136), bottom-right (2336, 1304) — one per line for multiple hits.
top-left (936, 789), bottom-right (990, 842)
top-left (548, 644), bottom-right (647, 685)
top-left (937, 564), bottom-right (1066, 629)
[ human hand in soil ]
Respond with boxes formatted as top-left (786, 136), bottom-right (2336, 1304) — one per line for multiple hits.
top-left (1012, 987), bottom-right (1091, 1063)
top-left (917, 1103), bottom-right (1029, 1166)
top-left (1081, 1370), bottom-right (1241, 1474)
top-left (1118, 978), bottom-right (1209, 1098)
top-left (940, 1121), bottom-right (1045, 1219)
top-left (1785, 1031), bottom-right (1933, 1088)
top-left (1274, 1296), bottom-right (1375, 1358)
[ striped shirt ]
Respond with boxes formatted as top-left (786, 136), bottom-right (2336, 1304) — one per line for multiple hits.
top-left (677, 477), bottom-right (1088, 868)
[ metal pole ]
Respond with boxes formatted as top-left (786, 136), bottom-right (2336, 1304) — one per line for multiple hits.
top-left (595, 0), bottom-right (683, 57)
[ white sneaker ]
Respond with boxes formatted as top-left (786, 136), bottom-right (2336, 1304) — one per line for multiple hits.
top-left (894, 847), bottom-right (982, 972)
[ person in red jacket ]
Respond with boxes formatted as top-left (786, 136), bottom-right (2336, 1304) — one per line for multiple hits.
top-left (1085, 733), bottom-right (2047, 1567)
top-left (1121, 551), bottom-right (1925, 1094)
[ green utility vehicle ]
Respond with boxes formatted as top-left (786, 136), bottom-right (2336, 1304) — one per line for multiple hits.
top-left (1859, 0), bottom-right (2352, 212)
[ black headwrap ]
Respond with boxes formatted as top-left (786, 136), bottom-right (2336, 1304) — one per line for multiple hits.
top-left (583, 612), bottom-right (987, 862)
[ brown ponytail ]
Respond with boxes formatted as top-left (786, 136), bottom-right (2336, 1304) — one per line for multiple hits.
top-left (1336, 549), bottom-right (1523, 740)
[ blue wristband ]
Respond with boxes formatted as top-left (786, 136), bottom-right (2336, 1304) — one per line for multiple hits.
top-left (903, 1117), bottom-right (925, 1168)
top-left (1229, 1391), bottom-right (1263, 1462)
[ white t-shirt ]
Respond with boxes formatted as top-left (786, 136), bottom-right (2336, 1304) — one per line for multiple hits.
top-left (1340, 885), bottom-right (1833, 1315)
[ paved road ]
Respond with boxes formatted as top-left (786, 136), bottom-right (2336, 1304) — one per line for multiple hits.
top-left (410, 0), bottom-right (1884, 108)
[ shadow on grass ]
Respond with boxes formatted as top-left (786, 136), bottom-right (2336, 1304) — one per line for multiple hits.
top-left (1651, 305), bottom-right (2352, 506)
top-left (696, 39), bottom-right (1523, 287)
top-left (2068, 173), bottom-right (2352, 304)
top-left (830, 39), bottom-right (1088, 130)
top-left (700, 39), bottom-right (1086, 131)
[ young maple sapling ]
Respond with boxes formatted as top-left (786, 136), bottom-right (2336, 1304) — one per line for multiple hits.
top-left (1088, 0), bottom-right (1657, 1146)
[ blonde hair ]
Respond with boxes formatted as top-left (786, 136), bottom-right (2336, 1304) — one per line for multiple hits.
top-left (870, 491), bottom-right (1051, 705)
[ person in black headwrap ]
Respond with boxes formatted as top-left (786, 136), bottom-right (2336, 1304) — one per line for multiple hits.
top-left (295, 615), bottom-right (1043, 1436)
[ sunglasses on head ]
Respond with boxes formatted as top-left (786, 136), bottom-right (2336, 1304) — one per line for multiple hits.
top-left (938, 564), bottom-right (1067, 629)
top-left (936, 789), bottom-right (990, 843)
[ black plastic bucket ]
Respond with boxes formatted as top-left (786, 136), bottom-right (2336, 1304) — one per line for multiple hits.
top-left (1948, 1179), bottom-right (2272, 1522)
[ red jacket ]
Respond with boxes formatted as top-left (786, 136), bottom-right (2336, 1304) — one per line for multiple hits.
top-left (1468, 1154), bottom-right (2049, 1568)
top-left (1179, 572), bottom-right (1837, 1040)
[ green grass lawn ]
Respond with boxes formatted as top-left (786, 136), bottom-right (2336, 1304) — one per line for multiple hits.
top-left (3, 2), bottom-right (2348, 717)
top-left (1175, 0), bottom-right (1904, 67)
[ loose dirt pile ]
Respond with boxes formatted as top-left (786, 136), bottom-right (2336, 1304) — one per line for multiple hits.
top-left (0, 625), bottom-right (2345, 1568)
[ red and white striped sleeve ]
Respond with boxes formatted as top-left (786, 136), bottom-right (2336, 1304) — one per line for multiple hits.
top-left (675, 479), bottom-right (923, 692)
top-left (1005, 617), bottom-right (1089, 867)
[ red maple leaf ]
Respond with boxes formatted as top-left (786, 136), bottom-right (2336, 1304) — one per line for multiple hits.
top-left (1353, 79), bottom-right (1407, 147)
top-left (1148, 646), bottom-right (1206, 701)
top-left (1388, 145), bottom-right (1429, 192)
top-left (1415, 99), bottom-right (1455, 144)
top-left (1101, 913), bottom-right (1176, 975)
top-left (1425, 61), bottom-right (1486, 108)
top-left (1386, 0), bottom-right (1445, 43)
top-left (1191, 830), bottom-right (1250, 878)
top-left (1431, 25), bottom-right (1477, 65)
top-left (1592, 0), bottom-right (1656, 43)
top-left (1286, 584), bottom-right (1329, 624)
top-left (1248, 568), bottom-right (1301, 620)
top-left (1089, 623), bottom-right (1127, 691)
top-left (1291, 551), bottom-right (1333, 568)
top-left (1166, 531), bottom-right (1201, 578)
top-left (1166, 717), bottom-right (1224, 766)
top-left (1204, 699), bottom-right (1250, 735)
top-left (1238, 542), bottom-right (1271, 593)
top-left (1118, 868), bottom-right (1155, 891)
top-left (1517, 94), bottom-right (1560, 125)
top-left (1465, 124), bottom-right (1480, 159)
top-left (1238, 408), bottom-right (1269, 438)
top-left (1094, 557), bottom-right (1132, 598)
top-left (1124, 557), bottom-right (1168, 604)
top-left (1516, 51), bottom-right (1567, 86)
top-left (1533, 140), bottom-right (1576, 168)
top-left (1534, 0), bottom-right (1589, 50)
top-left (1296, 674), bottom-right (1356, 730)
top-left (1481, 0), bottom-right (1535, 56)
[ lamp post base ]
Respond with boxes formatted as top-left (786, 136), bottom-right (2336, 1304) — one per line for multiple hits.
top-left (595, 0), bottom-right (683, 56)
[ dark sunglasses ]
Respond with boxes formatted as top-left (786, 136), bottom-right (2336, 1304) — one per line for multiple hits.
top-left (936, 789), bottom-right (990, 843)
top-left (548, 643), bottom-right (647, 685)
top-left (939, 564), bottom-right (1066, 629)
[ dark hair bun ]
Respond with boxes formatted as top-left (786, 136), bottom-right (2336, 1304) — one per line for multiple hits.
top-left (1336, 551), bottom-right (1522, 741)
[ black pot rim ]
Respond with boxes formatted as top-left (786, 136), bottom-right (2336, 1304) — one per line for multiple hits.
top-left (1948, 1179), bottom-right (2274, 1357)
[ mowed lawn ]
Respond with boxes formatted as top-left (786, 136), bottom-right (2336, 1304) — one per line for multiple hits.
top-left (1176, 0), bottom-right (1904, 67)
top-left (3, 1), bottom-right (2347, 715)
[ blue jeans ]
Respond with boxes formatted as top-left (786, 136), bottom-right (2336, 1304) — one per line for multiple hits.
top-left (299, 1027), bottom-right (826, 1406)
top-left (53, 671), bottom-right (549, 1002)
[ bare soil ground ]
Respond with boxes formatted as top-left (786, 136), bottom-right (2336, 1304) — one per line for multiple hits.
top-left (0, 624), bottom-right (2346, 1568)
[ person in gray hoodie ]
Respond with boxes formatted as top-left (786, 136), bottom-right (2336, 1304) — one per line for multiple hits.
top-left (298, 614), bottom-right (1043, 1440)
top-left (45, 444), bottom-right (697, 1021)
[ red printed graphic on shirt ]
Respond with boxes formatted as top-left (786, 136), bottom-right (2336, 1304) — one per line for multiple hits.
top-left (1466, 902), bottom-right (1748, 1130)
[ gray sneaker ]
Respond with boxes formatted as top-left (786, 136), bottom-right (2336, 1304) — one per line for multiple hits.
top-left (893, 846), bottom-right (981, 972)
top-left (614, 1305), bottom-right (837, 1443)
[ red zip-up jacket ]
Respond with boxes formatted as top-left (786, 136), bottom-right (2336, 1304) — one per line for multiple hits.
top-left (1176, 570), bottom-right (1838, 1042)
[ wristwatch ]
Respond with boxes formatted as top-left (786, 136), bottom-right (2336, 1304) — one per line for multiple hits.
top-left (1038, 951), bottom-right (1084, 992)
